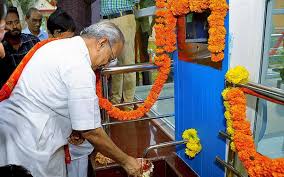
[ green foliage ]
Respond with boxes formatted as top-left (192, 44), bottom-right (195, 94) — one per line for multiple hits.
top-left (18, 0), bottom-right (37, 15)
top-left (7, 0), bottom-right (38, 15)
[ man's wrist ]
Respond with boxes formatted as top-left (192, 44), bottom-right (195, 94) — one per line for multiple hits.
top-left (120, 154), bottom-right (131, 166)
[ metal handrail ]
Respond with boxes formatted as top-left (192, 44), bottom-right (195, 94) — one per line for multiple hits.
top-left (101, 62), bottom-right (173, 75)
top-left (114, 96), bottom-right (174, 107)
top-left (235, 81), bottom-right (284, 103)
top-left (216, 156), bottom-right (245, 177)
top-left (100, 62), bottom-right (174, 135)
top-left (102, 114), bottom-right (174, 126)
top-left (219, 131), bottom-right (231, 140)
top-left (143, 140), bottom-right (187, 158)
top-left (135, 6), bottom-right (156, 18)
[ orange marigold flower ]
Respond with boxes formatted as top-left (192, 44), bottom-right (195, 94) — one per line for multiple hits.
top-left (226, 88), bottom-right (246, 100)
top-left (228, 97), bottom-right (246, 105)
top-left (233, 120), bottom-right (251, 131)
top-left (156, 0), bottom-right (167, 8)
top-left (208, 45), bottom-right (225, 53)
top-left (211, 53), bottom-right (224, 62)
top-left (233, 133), bottom-right (255, 151)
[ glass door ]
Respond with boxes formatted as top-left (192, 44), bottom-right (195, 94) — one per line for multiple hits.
top-left (255, 0), bottom-right (284, 158)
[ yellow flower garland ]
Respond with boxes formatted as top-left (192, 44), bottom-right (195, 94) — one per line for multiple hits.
top-left (225, 66), bottom-right (249, 84)
top-left (182, 129), bottom-right (202, 158)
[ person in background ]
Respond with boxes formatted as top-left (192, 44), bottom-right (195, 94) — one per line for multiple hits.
top-left (47, 8), bottom-right (76, 38)
top-left (0, 165), bottom-right (33, 177)
top-left (22, 7), bottom-right (48, 41)
top-left (56, 0), bottom-right (92, 34)
top-left (0, 0), bottom-right (7, 58)
top-left (0, 2), bottom-right (33, 177)
top-left (135, 0), bottom-right (155, 85)
top-left (0, 6), bottom-right (39, 88)
top-left (101, 0), bottom-right (139, 111)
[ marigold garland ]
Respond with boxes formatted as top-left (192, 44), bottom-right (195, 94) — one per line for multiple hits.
top-left (168, 0), bottom-right (228, 62)
top-left (95, 1), bottom-right (175, 120)
top-left (97, 0), bottom-right (228, 120)
top-left (222, 66), bottom-right (284, 176)
top-left (182, 129), bottom-right (202, 158)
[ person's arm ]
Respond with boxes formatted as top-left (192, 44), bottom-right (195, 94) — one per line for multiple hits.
top-left (80, 127), bottom-right (141, 177)
top-left (0, 42), bottom-right (5, 58)
top-left (61, 53), bottom-right (141, 176)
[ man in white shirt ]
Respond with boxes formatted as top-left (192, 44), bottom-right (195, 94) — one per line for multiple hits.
top-left (0, 21), bottom-right (141, 177)
top-left (22, 7), bottom-right (48, 40)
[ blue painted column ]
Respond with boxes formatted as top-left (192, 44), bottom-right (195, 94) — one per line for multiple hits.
top-left (174, 5), bottom-right (229, 177)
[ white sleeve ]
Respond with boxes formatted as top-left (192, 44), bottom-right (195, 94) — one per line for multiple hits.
top-left (61, 63), bottom-right (101, 131)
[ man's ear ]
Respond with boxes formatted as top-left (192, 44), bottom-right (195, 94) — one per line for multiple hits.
top-left (97, 37), bottom-right (108, 48)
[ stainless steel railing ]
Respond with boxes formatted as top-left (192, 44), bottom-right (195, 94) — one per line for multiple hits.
top-left (235, 81), bottom-right (284, 103)
top-left (102, 114), bottom-right (174, 126)
top-left (113, 96), bottom-right (173, 107)
top-left (216, 131), bottom-right (245, 177)
top-left (219, 82), bottom-right (284, 176)
top-left (216, 156), bottom-right (245, 177)
top-left (100, 62), bottom-right (174, 135)
top-left (101, 62), bottom-right (173, 76)
top-left (143, 140), bottom-right (187, 158)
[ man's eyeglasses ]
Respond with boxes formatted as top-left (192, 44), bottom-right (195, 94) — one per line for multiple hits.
top-left (107, 40), bottom-right (116, 63)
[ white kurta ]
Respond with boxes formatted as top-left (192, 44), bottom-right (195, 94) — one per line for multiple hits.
top-left (0, 36), bottom-right (101, 177)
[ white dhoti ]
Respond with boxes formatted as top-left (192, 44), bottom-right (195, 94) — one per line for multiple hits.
top-left (67, 141), bottom-right (94, 177)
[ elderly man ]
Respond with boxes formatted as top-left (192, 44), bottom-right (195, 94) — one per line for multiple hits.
top-left (0, 21), bottom-right (141, 177)
top-left (22, 7), bottom-right (48, 40)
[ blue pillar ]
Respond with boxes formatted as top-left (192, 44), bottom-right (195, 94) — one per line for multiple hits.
top-left (174, 7), bottom-right (229, 177)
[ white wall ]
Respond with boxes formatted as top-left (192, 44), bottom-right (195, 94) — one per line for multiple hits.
top-left (228, 1), bottom-right (267, 175)
top-left (229, 0), bottom-right (267, 124)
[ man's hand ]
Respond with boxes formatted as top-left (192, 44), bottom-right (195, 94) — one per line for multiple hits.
top-left (68, 130), bottom-right (85, 145)
top-left (121, 156), bottom-right (142, 177)
top-left (80, 128), bottom-right (142, 176)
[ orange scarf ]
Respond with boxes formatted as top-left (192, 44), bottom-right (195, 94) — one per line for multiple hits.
top-left (0, 38), bottom-right (57, 101)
